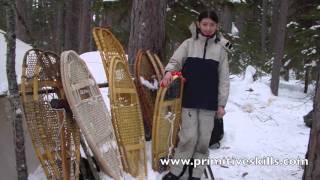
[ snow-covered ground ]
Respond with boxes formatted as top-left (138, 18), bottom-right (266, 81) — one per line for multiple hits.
top-left (79, 53), bottom-right (312, 180)
top-left (11, 49), bottom-right (312, 180)
top-left (210, 74), bottom-right (312, 180)
top-left (0, 29), bottom-right (32, 95)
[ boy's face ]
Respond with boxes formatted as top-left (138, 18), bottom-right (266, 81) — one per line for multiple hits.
top-left (197, 18), bottom-right (218, 36)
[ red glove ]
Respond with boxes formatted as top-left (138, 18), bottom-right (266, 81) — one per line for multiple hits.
top-left (160, 71), bottom-right (185, 87)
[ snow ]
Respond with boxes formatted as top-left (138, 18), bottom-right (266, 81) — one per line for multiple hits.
top-left (287, 21), bottom-right (299, 28)
top-left (15, 108), bottom-right (22, 115)
top-left (190, 9), bottom-right (200, 15)
top-left (301, 47), bottom-right (317, 56)
top-left (140, 76), bottom-right (159, 90)
top-left (80, 51), bottom-right (108, 84)
top-left (80, 51), bottom-right (110, 107)
top-left (305, 60), bottom-right (317, 68)
top-left (27, 50), bottom-right (313, 180)
top-left (231, 22), bottom-right (239, 37)
top-left (310, 25), bottom-right (320, 30)
top-left (28, 166), bottom-right (47, 180)
top-left (100, 141), bottom-right (118, 154)
top-left (284, 59), bottom-right (292, 67)
top-left (212, 75), bottom-right (312, 180)
top-left (244, 65), bottom-right (256, 84)
top-left (228, 0), bottom-right (246, 3)
top-left (0, 29), bottom-right (32, 95)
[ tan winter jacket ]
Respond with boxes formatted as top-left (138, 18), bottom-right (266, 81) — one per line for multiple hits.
top-left (165, 23), bottom-right (230, 110)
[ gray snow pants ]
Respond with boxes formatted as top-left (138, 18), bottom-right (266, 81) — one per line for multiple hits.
top-left (170, 108), bottom-right (215, 178)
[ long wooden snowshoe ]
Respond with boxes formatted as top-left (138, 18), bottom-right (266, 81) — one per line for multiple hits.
top-left (21, 49), bottom-right (80, 180)
top-left (134, 50), bottom-right (164, 140)
top-left (92, 27), bottom-right (128, 77)
top-left (152, 73), bottom-right (184, 172)
top-left (109, 55), bottom-right (147, 178)
top-left (60, 50), bottom-right (123, 180)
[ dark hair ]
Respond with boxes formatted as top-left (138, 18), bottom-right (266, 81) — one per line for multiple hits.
top-left (196, 10), bottom-right (219, 41)
top-left (198, 10), bottom-right (219, 23)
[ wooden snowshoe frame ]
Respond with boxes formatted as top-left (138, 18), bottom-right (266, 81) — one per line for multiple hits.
top-left (134, 50), bottom-right (164, 140)
top-left (109, 55), bottom-right (147, 178)
top-left (152, 76), bottom-right (184, 171)
top-left (21, 49), bottom-right (80, 180)
top-left (60, 50), bottom-right (123, 179)
top-left (146, 50), bottom-right (165, 77)
top-left (92, 27), bottom-right (127, 77)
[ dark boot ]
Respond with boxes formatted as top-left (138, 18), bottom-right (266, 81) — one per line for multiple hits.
top-left (179, 164), bottom-right (188, 177)
top-left (162, 172), bottom-right (180, 180)
top-left (188, 158), bottom-right (200, 180)
top-left (188, 158), bottom-right (194, 177)
top-left (188, 177), bottom-right (200, 180)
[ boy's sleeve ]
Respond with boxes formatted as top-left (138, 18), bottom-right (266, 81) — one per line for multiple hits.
top-left (218, 50), bottom-right (230, 107)
top-left (164, 40), bottom-right (189, 72)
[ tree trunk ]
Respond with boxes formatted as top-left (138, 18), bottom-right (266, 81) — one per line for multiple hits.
top-left (5, 1), bottom-right (28, 179)
top-left (261, 0), bottom-right (268, 53)
top-left (235, 10), bottom-right (245, 34)
top-left (270, 0), bottom-right (280, 52)
top-left (270, 0), bottom-right (289, 96)
top-left (284, 68), bottom-right (289, 81)
top-left (64, 0), bottom-right (81, 51)
top-left (38, 0), bottom-right (47, 49)
top-left (304, 66), bottom-right (310, 93)
top-left (79, 0), bottom-right (92, 53)
top-left (303, 64), bottom-right (320, 180)
top-left (101, 8), bottom-right (117, 28)
top-left (220, 4), bottom-right (233, 33)
top-left (15, 0), bottom-right (29, 42)
top-left (88, 0), bottom-right (96, 51)
top-left (128, 0), bottom-right (167, 73)
top-left (54, 0), bottom-right (65, 53)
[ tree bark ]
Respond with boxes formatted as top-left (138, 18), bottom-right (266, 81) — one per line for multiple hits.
top-left (303, 64), bottom-right (320, 180)
top-left (15, 0), bottom-right (29, 42)
top-left (79, 0), bottom-right (92, 53)
top-left (261, 0), bottom-right (268, 53)
top-left (128, 0), bottom-right (167, 73)
top-left (54, 0), bottom-right (65, 53)
top-left (304, 66), bottom-right (310, 93)
top-left (64, 0), bottom-right (81, 51)
top-left (220, 4), bottom-right (233, 33)
top-left (101, 8), bottom-right (116, 28)
top-left (270, 0), bottom-right (280, 52)
top-left (270, 0), bottom-right (289, 96)
top-left (283, 67), bottom-right (289, 81)
top-left (235, 10), bottom-right (245, 34)
top-left (5, 1), bottom-right (28, 179)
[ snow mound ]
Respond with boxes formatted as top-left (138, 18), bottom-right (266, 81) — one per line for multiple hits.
top-left (0, 30), bottom-right (32, 95)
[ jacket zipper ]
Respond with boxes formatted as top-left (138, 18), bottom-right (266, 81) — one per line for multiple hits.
top-left (203, 38), bottom-right (209, 59)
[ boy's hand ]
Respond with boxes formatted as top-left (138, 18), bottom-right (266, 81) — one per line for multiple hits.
top-left (160, 72), bottom-right (173, 87)
top-left (216, 106), bottom-right (225, 118)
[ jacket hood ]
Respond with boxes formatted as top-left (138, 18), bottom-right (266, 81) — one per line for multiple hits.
top-left (188, 22), bottom-right (198, 39)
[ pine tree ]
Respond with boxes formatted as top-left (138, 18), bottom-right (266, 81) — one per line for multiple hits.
top-left (303, 64), bottom-right (320, 179)
top-left (128, 0), bottom-right (167, 73)
top-left (5, 0), bottom-right (28, 179)
top-left (270, 0), bottom-right (289, 95)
